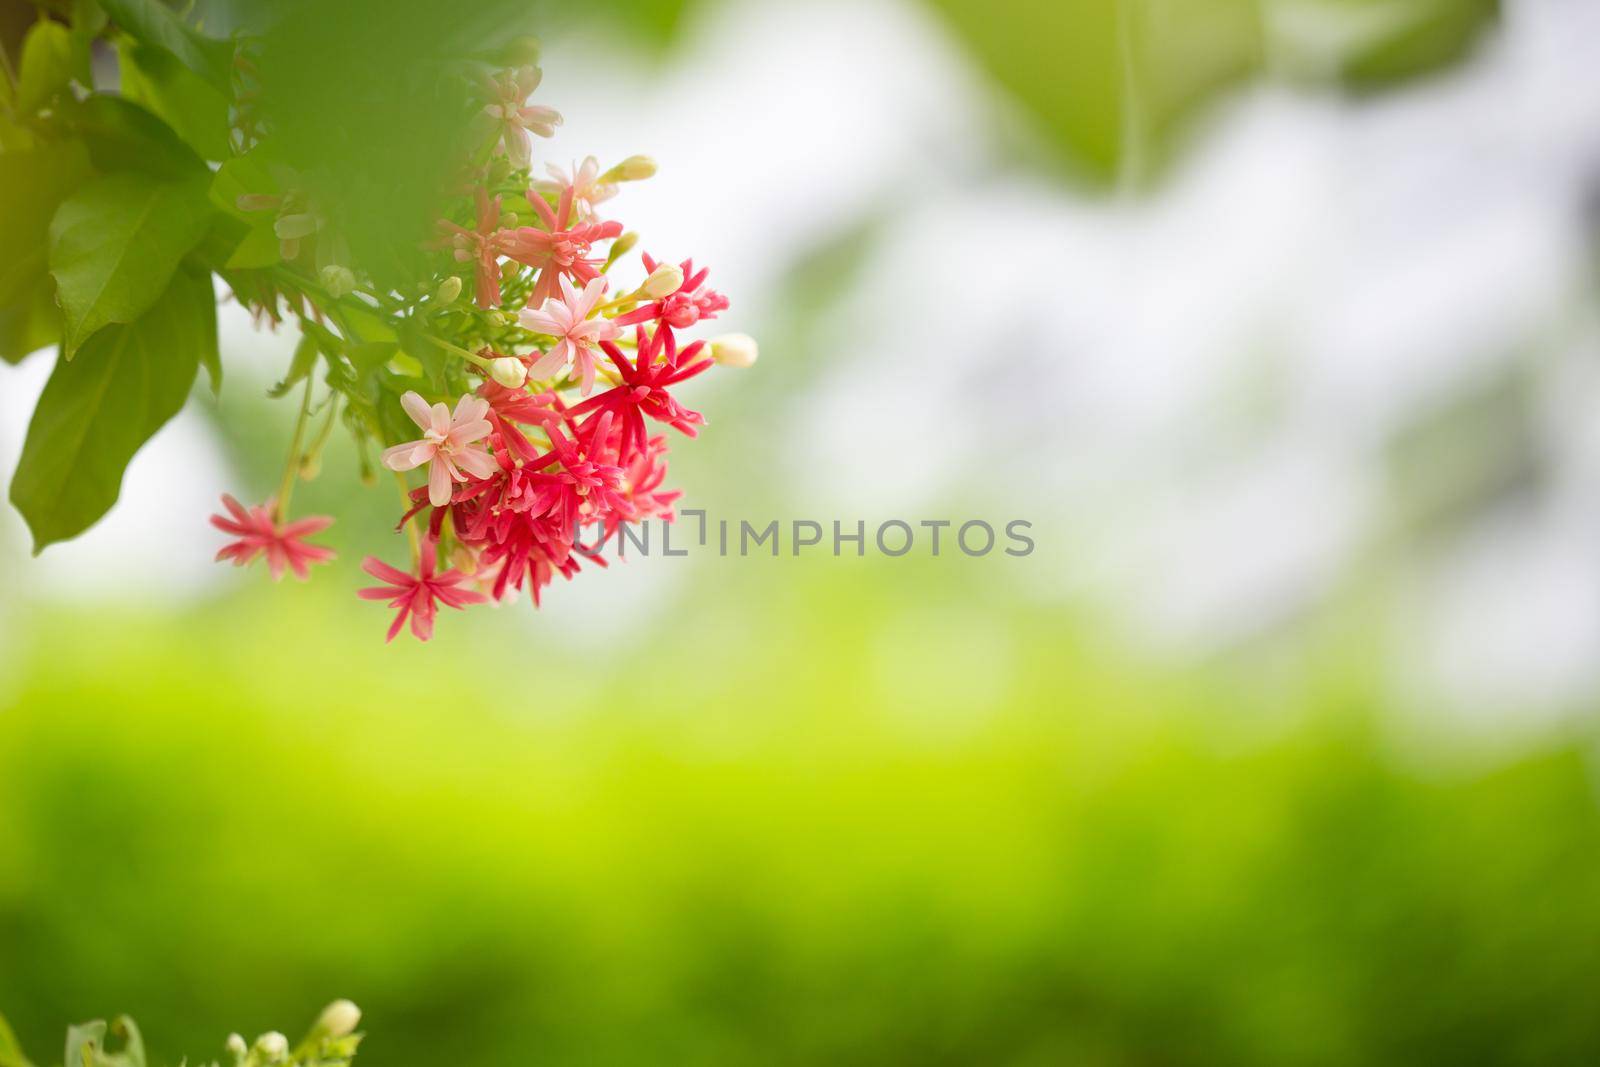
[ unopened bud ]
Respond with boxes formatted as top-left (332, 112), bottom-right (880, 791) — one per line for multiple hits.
top-left (611, 232), bottom-right (639, 258)
top-left (489, 356), bottom-right (527, 389)
top-left (710, 333), bottom-right (758, 368)
top-left (298, 453), bottom-right (321, 480)
top-left (604, 155), bottom-right (656, 183)
top-left (225, 1034), bottom-right (247, 1058)
top-left (315, 999), bottom-right (362, 1039)
top-left (486, 309), bottom-right (511, 327)
top-left (434, 276), bottom-right (463, 304)
top-left (640, 263), bottom-right (683, 299)
top-left (319, 264), bottom-right (355, 298)
top-left (254, 1033), bottom-right (288, 1062)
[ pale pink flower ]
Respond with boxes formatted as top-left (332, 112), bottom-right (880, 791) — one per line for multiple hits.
top-left (381, 392), bottom-right (497, 507)
top-left (518, 275), bottom-right (619, 395)
top-left (482, 66), bottom-right (561, 169)
top-left (533, 156), bottom-right (617, 220)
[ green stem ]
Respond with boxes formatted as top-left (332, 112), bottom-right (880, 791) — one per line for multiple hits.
top-left (394, 473), bottom-right (421, 564)
top-left (275, 374), bottom-right (315, 520)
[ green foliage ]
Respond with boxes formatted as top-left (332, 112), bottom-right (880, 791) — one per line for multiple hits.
top-left (16, 19), bottom-right (83, 116)
top-left (0, 567), bottom-right (1598, 1065)
top-left (48, 171), bottom-right (212, 355)
top-left (0, 1005), bottom-right (359, 1067)
top-left (9, 268), bottom-right (212, 551)
top-left (98, 0), bottom-right (232, 89)
top-left (923, 0), bottom-right (1501, 184)
top-left (117, 40), bottom-right (232, 161)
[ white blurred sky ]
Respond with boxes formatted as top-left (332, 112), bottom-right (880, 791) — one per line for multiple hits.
top-left (4, 0), bottom-right (1600, 729)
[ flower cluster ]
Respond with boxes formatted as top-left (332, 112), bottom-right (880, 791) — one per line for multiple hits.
top-left (211, 64), bottom-right (754, 640)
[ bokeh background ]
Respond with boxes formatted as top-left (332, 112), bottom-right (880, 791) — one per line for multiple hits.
top-left (6, 0), bottom-right (1600, 1062)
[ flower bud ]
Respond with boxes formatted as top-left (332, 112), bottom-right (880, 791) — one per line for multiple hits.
top-left (236, 193), bottom-right (279, 213)
top-left (490, 356), bottom-right (527, 389)
top-left (319, 264), bottom-right (356, 299)
top-left (610, 232), bottom-right (639, 258)
top-left (486, 309), bottom-right (511, 327)
top-left (254, 1032), bottom-right (288, 1062)
top-left (710, 333), bottom-right (758, 368)
top-left (434, 276), bottom-right (463, 304)
top-left (640, 263), bottom-right (683, 300)
top-left (315, 999), bottom-right (362, 1038)
top-left (604, 155), bottom-right (657, 183)
top-left (225, 1034), bottom-right (248, 1059)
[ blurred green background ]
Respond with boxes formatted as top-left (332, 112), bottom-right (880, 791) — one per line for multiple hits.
top-left (9, 0), bottom-right (1600, 1064)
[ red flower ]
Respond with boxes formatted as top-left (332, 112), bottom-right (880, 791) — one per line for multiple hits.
top-left (615, 255), bottom-right (728, 335)
top-left (358, 546), bottom-right (487, 642)
top-left (438, 188), bottom-right (507, 308)
top-left (568, 325), bottom-right (711, 460)
top-left (499, 185), bottom-right (622, 307)
top-left (210, 494), bottom-right (335, 581)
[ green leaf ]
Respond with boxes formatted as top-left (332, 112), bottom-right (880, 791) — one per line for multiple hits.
top-left (67, 93), bottom-right (209, 180)
top-left (0, 1011), bottom-right (35, 1067)
top-left (117, 39), bottom-right (232, 160)
top-left (97, 0), bottom-right (232, 90)
top-left (49, 170), bottom-right (212, 356)
top-left (0, 138), bottom-right (92, 306)
top-left (267, 331), bottom-right (317, 399)
top-left (0, 277), bottom-right (63, 365)
top-left (16, 19), bottom-right (82, 115)
top-left (10, 268), bottom-right (212, 551)
top-left (224, 223), bottom-right (282, 269)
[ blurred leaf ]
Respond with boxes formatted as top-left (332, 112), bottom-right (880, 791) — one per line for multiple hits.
top-left (925, 0), bottom-right (1261, 185)
top-left (0, 1012), bottom-right (34, 1067)
top-left (0, 137), bottom-right (91, 306)
top-left (16, 18), bottom-right (81, 115)
top-left (10, 267), bottom-right (210, 551)
top-left (268, 330), bottom-right (318, 398)
top-left (67, 93), bottom-right (209, 179)
top-left (48, 169), bottom-right (212, 355)
top-left (209, 147), bottom-right (279, 219)
top-left (98, 0), bottom-right (231, 89)
top-left (224, 223), bottom-right (281, 269)
top-left (117, 39), bottom-right (232, 160)
top-left (0, 277), bottom-right (62, 365)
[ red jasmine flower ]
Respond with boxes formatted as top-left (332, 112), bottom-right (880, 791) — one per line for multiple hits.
top-left (482, 66), bottom-right (561, 169)
top-left (518, 275), bottom-right (620, 394)
top-left (616, 255), bottom-right (729, 336)
top-left (210, 494), bottom-right (335, 581)
top-left (358, 546), bottom-right (487, 642)
top-left (381, 391), bottom-right (497, 507)
top-left (533, 156), bottom-right (617, 220)
top-left (438, 188), bottom-right (506, 308)
top-left (500, 185), bottom-right (623, 307)
top-left (569, 326), bottom-right (711, 459)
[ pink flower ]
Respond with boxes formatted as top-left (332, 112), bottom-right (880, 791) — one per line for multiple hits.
top-left (499, 185), bottom-right (623, 306)
top-left (210, 495), bottom-right (335, 581)
top-left (518, 275), bottom-right (620, 395)
top-left (533, 156), bottom-right (616, 220)
top-left (381, 392), bottom-right (498, 507)
top-left (437, 188), bottom-right (505, 308)
top-left (616, 255), bottom-right (729, 334)
top-left (358, 547), bottom-right (487, 642)
top-left (482, 66), bottom-right (561, 169)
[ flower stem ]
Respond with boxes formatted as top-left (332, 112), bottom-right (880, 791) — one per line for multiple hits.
top-left (275, 374), bottom-right (315, 520)
top-left (394, 473), bottom-right (421, 563)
